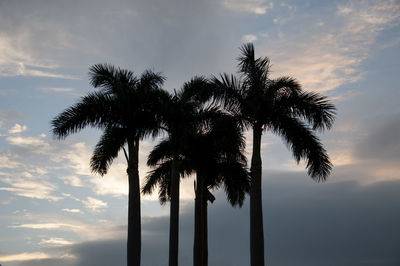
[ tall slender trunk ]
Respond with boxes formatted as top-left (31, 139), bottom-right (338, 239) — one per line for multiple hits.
top-left (194, 175), bottom-right (207, 266)
top-left (203, 192), bottom-right (208, 266)
top-left (250, 126), bottom-right (264, 266)
top-left (127, 137), bottom-right (141, 266)
top-left (169, 153), bottom-right (180, 266)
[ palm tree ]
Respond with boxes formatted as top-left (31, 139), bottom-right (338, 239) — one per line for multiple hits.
top-left (189, 112), bottom-right (249, 266)
top-left (51, 64), bottom-right (166, 266)
top-left (142, 81), bottom-right (249, 266)
top-left (212, 43), bottom-right (336, 266)
top-left (142, 77), bottom-right (212, 266)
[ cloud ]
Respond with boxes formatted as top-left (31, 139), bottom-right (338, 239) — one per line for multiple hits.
top-left (6, 136), bottom-right (51, 153)
top-left (0, 176), bottom-right (60, 201)
top-left (1, 196), bottom-right (14, 205)
top-left (0, 153), bottom-right (21, 168)
top-left (258, 0), bottom-right (400, 93)
top-left (0, 110), bottom-right (24, 130)
top-left (242, 34), bottom-right (258, 43)
top-left (0, 28), bottom-right (77, 79)
top-left (221, 0), bottom-right (273, 14)
top-left (61, 209), bottom-right (82, 213)
top-left (15, 63), bottom-right (77, 79)
top-left (9, 218), bottom-right (126, 241)
top-left (355, 114), bottom-right (400, 162)
top-left (337, 0), bottom-right (400, 27)
top-left (59, 175), bottom-right (84, 187)
top-left (89, 161), bottom-right (128, 196)
top-left (9, 223), bottom-right (80, 230)
top-left (61, 142), bottom-right (92, 176)
top-left (8, 173), bottom-right (400, 266)
top-left (82, 197), bottom-right (108, 212)
top-left (8, 124), bottom-right (27, 134)
top-left (39, 238), bottom-right (74, 246)
top-left (38, 87), bottom-right (76, 94)
top-left (0, 252), bottom-right (51, 262)
top-left (0, 140), bottom-right (64, 202)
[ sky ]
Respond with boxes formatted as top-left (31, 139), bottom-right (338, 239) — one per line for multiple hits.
top-left (0, 0), bottom-right (399, 265)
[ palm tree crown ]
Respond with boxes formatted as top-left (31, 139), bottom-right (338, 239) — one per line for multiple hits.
top-left (213, 43), bottom-right (336, 180)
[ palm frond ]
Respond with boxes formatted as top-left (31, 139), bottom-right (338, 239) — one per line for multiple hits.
top-left (237, 43), bottom-right (256, 75)
top-left (147, 139), bottom-right (174, 166)
top-left (142, 160), bottom-right (172, 197)
top-left (268, 115), bottom-right (332, 181)
top-left (222, 162), bottom-right (250, 207)
top-left (238, 43), bottom-right (271, 91)
top-left (211, 74), bottom-right (246, 119)
top-left (180, 76), bottom-right (212, 104)
top-left (143, 158), bottom-right (194, 203)
top-left (267, 76), bottom-right (302, 97)
top-left (51, 92), bottom-right (115, 139)
top-left (289, 91), bottom-right (336, 131)
top-left (89, 63), bottom-right (137, 95)
top-left (138, 70), bottom-right (166, 91)
top-left (90, 126), bottom-right (128, 175)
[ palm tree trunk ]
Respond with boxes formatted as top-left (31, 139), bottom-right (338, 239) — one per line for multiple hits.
top-left (127, 137), bottom-right (141, 266)
top-left (169, 153), bottom-right (180, 266)
top-left (250, 127), bottom-right (265, 266)
top-left (194, 175), bottom-right (207, 266)
top-left (203, 193), bottom-right (208, 266)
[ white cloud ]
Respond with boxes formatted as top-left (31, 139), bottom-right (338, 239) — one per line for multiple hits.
top-left (17, 63), bottom-right (76, 79)
top-left (1, 197), bottom-right (14, 205)
top-left (0, 32), bottom-right (76, 79)
top-left (90, 161), bottom-right (128, 196)
top-left (0, 176), bottom-right (61, 201)
top-left (39, 87), bottom-right (76, 93)
top-left (0, 153), bottom-right (21, 168)
top-left (59, 175), bottom-right (84, 187)
top-left (337, 0), bottom-right (400, 26)
top-left (10, 218), bottom-right (125, 240)
top-left (10, 222), bottom-right (81, 230)
top-left (0, 110), bottom-right (24, 130)
top-left (40, 237), bottom-right (75, 246)
top-left (62, 208), bottom-right (82, 213)
top-left (34, 167), bottom-right (48, 175)
top-left (221, 0), bottom-right (273, 14)
top-left (83, 196), bottom-right (108, 212)
top-left (0, 252), bottom-right (51, 262)
top-left (62, 142), bottom-right (92, 176)
top-left (6, 135), bottom-right (51, 152)
top-left (242, 34), bottom-right (258, 43)
top-left (260, 0), bottom-right (400, 93)
top-left (62, 193), bottom-right (83, 203)
top-left (8, 123), bottom-right (27, 134)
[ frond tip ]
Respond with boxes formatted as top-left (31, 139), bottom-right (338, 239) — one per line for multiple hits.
top-left (90, 126), bottom-right (127, 176)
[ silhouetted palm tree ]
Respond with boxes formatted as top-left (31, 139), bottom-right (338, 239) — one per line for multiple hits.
top-left (142, 85), bottom-right (249, 266)
top-left (52, 64), bottom-right (166, 266)
top-left (142, 77), bottom-right (212, 266)
top-left (212, 43), bottom-right (336, 266)
top-left (190, 112), bottom-right (249, 266)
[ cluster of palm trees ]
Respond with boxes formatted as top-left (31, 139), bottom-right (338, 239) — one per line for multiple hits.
top-left (52, 43), bottom-right (336, 266)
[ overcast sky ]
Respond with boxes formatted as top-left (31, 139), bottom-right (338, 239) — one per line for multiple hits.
top-left (0, 0), bottom-right (399, 265)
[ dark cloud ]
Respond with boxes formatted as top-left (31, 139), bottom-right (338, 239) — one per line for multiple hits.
top-left (18, 258), bottom-right (75, 266)
top-left (0, 0), bottom-right (242, 89)
top-left (355, 114), bottom-right (400, 162)
top-left (0, 110), bottom-right (25, 124)
top-left (13, 170), bottom-right (400, 266)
